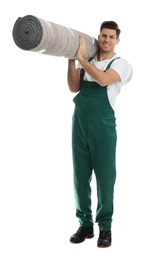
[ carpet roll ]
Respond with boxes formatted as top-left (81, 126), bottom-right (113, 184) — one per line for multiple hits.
top-left (12, 15), bottom-right (99, 59)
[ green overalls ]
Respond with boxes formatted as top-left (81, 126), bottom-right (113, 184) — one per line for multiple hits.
top-left (72, 59), bottom-right (118, 231)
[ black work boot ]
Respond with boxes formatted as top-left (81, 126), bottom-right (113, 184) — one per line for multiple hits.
top-left (70, 226), bottom-right (94, 243)
top-left (97, 230), bottom-right (111, 248)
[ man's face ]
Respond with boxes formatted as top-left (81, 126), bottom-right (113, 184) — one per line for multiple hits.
top-left (98, 28), bottom-right (120, 52)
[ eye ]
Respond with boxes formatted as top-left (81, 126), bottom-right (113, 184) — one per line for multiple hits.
top-left (101, 34), bottom-right (106, 38)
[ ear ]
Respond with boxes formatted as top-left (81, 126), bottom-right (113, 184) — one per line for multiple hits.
top-left (116, 38), bottom-right (120, 45)
top-left (98, 35), bottom-right (100, 41)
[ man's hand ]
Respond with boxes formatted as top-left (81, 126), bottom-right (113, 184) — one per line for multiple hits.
top-left (76, 35), bottom-right (87, 60)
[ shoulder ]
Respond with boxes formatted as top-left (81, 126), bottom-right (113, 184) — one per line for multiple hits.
top-left (111, 57), bottom-right (133, 83)
top-left (112, 56), bottom-right (132, 71)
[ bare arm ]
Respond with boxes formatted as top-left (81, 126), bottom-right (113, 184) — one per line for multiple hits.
top-left (76, 36), bottom-right (120, 87)
top-left (67, 59), bottom-right (81, 92)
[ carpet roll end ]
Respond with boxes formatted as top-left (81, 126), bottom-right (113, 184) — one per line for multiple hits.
top-left (12, 15), bottom-right (43, 51)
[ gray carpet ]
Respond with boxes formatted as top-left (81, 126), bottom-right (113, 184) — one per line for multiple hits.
top-left (12, 15), bottom-right (99, 59)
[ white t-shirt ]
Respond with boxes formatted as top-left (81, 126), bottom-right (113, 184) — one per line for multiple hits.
top-left (77, 53), bottom-right (133, 109)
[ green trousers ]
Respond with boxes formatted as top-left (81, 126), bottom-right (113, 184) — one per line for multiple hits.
top-left (72, 61), bottom-right (117, 231)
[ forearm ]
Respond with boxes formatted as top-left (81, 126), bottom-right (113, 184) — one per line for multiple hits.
top-left (77, 54), bottom-right (121, 86)
top-left (67, 59), bottom-right (80, 92)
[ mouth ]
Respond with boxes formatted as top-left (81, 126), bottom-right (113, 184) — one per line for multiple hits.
top-left (102, 43), bottom-right (110, 47)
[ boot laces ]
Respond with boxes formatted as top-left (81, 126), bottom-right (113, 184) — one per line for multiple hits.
top-left (99, 230), bottom-right (111, 239)
top-left (77, 226), bottom-right (85, 234)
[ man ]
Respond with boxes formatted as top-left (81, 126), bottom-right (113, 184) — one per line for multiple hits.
top-left (67, 21), bottom-right (132, 248)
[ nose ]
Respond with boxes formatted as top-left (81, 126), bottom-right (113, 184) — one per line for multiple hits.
top-left (105, 36), bottom-right (110, 42)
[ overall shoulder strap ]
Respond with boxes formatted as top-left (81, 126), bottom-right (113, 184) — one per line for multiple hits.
top-left (105, 57), bottom-right (121, 70)
top-left (88, 56), bottom-right (94, 62)
top-left (80, 56), bottom-right (95, 79)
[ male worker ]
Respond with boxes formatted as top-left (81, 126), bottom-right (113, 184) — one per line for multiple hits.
top-left (67, 21), bottom-right (132, 247)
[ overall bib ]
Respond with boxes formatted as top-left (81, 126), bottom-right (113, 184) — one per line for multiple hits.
top-left (72, 59), bottom-right (118, 231)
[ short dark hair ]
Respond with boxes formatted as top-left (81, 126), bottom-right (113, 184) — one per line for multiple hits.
top-left (100, 21), bottom-right (121, 39)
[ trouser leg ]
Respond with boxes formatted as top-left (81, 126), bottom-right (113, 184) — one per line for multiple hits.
top-left (88, 116), bottom-right (117, 231)
top-left (72, 113), bottom-right (94, 227)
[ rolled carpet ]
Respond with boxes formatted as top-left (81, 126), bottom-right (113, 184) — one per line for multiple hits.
top-left (12, 15), bottom-right (99, 60)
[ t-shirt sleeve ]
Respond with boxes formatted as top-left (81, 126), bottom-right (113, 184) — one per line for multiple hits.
top-left (111, 58), bottom-right (133, 84)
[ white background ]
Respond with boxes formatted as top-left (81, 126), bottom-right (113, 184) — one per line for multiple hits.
top-left (0, 0), bottom-right (147, 259)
